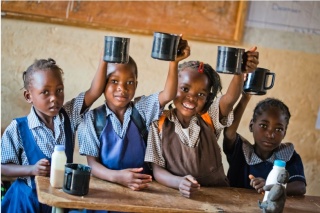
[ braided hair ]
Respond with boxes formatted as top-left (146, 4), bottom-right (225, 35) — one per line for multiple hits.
top-left (178, 61), bottom-right (222, 113)
top-left (22, 58), bottom-right (63, 90)
top-left (253, 98), bottom-right (291, 126)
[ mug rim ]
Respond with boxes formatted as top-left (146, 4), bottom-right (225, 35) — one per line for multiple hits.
top-left (218, 46), bottom-right (245, 51)
top-left (153, 31), bottom-right (180, 37)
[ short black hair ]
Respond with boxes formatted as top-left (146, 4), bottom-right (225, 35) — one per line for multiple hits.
top-left (253, 98), bottom-right (291, 126)
top-left (22, 58), bottom-right (63, 90)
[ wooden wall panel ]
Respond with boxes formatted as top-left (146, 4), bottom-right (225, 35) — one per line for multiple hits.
top-left (1, 1), bottom-right (247, 44)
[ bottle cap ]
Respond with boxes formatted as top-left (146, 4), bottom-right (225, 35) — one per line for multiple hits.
top-left (54, 145), bottom-right (65, 151)
top-left (274, 160), bottom-right (286, 167)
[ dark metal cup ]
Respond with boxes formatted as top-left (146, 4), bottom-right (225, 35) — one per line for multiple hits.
top-left (151, 32), bottom-right (181, 61)
top-left (216, 46), bottom-right (246, 75)
top-left (63, 163), bottom-right (91, 196)
top-left (243, 67), bottom-right (276, 95)
top-left (104, 36), bottom-right (130, 63)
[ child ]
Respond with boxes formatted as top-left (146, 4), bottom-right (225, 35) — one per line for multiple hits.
top-left (78, 40), bottom-right (190, 194)
top-left (144, 47), bottom-right (259, 198)
top-left (223, 93), bottom-right (306, 196)
top-left (1, 56), bottom-right (107, 213)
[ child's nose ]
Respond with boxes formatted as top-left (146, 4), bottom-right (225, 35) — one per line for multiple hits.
top-left (186, 93), bottom-right (198, 101)
top-left (266, 129), bottom-right (275, 139)
top-left (117, 83), bottom-right (128, 92)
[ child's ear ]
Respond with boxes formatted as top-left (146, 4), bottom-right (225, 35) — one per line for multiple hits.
top-left (249, 119), bottom-right (254, 132)
top-left (24, 90), bottom-right (32, 104)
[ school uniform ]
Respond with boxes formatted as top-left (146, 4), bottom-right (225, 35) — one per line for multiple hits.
top-left (223, 134), bottom-right (307, 189)
top-left (78, 93), bottom-right (161, 213)
top-left (1, 92), bottom-right (86, 213)
top-left (145, 97), bottom-right (233, 186)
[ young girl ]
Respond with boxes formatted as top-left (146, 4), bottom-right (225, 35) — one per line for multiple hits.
top-left (144, 47), bottom-right (259, 198)
top-left (223, 94), bottom-right (306, 196)
top-left (1, 56), bottom-right (106, 213)
top-left (78, 39), bottom-right (190, 198)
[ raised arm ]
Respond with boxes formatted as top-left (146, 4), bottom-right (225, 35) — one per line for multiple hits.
top-left (81, 53), bottom-right (107, 113)
top-left (219, 46), bottom-right (258, 119)
top-left (223, 91), bottom-right (252, 151)
top-left (158, 38), bottom-right (190, 108)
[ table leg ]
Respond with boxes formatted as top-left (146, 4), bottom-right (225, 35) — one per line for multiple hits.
top-left (52, 207), bottom-right (64, 213)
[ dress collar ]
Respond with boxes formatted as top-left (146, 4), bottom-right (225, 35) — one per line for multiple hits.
top-left (240, 135), bottom-right (294, 165)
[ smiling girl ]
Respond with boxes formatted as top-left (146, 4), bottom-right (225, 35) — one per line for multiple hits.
top-left (145, 47), bottom-right (259, 198)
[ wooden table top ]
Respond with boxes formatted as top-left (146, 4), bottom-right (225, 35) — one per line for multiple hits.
top-left (35, 176), bottom-right (320, 213)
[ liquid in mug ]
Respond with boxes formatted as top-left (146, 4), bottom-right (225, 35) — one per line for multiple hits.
top-left (50, 145), bottom-right (67, 188)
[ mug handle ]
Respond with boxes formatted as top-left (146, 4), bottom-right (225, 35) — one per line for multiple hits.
top-left (264, 73), bottom-right (275, 90)
top-left (64, 171), bottom-right (72, 190)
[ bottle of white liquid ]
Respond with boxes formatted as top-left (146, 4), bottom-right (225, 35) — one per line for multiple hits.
top-left (50, 145), bottom-right (67, 188)
top-left (262, 159), bottom-right (286, 202)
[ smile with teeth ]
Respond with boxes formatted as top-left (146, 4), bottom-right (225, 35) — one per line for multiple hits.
top-left (183, 102), bottom-right (195, 110)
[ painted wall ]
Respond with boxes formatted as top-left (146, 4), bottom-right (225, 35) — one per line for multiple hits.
top-left (1, 18), bottom-right (320, 196)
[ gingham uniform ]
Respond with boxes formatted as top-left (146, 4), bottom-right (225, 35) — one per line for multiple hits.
top-left (78, 93), bottom-right (161, 157)
top-left (145, 96), bottom-right (234, 167)
top-left (1, 92), bottom-right (86, 187)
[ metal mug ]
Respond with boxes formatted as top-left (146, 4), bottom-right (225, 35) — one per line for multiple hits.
top-left (104, 36), bottom-right (130, 63)
top-left (216, 46), bottom-right (246, 75)
top-left (151, 32), bottom-right (181, 61)
top-left (63, 163), bottom-right (91, 196)
top-left (243, 67), bottom-right (276, 95)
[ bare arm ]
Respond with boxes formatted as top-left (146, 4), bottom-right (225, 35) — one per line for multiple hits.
top-left (87, 156), bottom-right (152, 191)
top-left (158, 38), bottom-right (190, 107)
top-left (152, 163), bottom-right (184, 189)
top-left (287, 181), bottom-right (306, 196)
top-left (219, 46), bottom-right (258, 119)
top-left (223, 92), bottom-right (252, 151)
top-left (1, 158), bottom-right (50, 177)
top-left (81, 54), bottom-right (107, 113)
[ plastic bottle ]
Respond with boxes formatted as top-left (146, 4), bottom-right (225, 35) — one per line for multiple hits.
top-left (50, 145), bottom-right (67, 188)
top-left (262, 159), bottom-right (286, 202)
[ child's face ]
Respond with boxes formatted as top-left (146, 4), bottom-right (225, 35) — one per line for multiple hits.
top-left (24, 69), bottom-right (64, 120)
top-left (104, 63), bottom-right (137, 113)
top-left (174, 68), bottom-right (210, 123)
top-left (251, 107), bottom-right (287, 158)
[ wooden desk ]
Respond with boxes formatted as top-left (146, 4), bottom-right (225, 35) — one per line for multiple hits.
top-left (36, 176), bottom-right (320, 213)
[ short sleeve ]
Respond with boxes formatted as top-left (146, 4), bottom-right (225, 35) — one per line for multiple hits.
top-left (78, 110), bottom-right (100, 157)
top-left (207, 96), bottom-right (234, 139)
top-left (144, 120), bottom-right (166, 167)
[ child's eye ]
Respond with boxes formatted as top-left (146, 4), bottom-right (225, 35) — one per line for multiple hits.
top-left (181, 87), bottom-right (188, 92)
top-left (110, 80), bottom-right (118, 84)
top-left (42, 91), bottom-right (49, 95)
top-left (198, 93), bottom-right (206, 97)
top-left (127, 81), bottom-right (134, 85)
top-left (275, 128), bottom-right (284, 132)
top-left (259, 124), bottom-right (267, 129)
top-left (57, 89), bottom-right (64, 93)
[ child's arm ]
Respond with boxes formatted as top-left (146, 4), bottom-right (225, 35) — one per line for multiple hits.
top-left (219, 47), bottom-right (258, 119)
top-left (223, 91), bottom-right (252, 151)
top-left (152, 163), bottom-right (200, 198)
top-left (86, 156), bottom-right (152, 191)
top-left (287, 181), bottom-right (306, 196)
top-left (1, 159), bottom-right (50, 177)
top-left (81, 53), bottom-right (107, 113)
top-left (158, 38), bottom-right (190, 108)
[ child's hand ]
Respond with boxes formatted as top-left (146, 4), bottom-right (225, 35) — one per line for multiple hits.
top-left (117, 167), bottom-right (152, 191)
top-left (244, 46), bottom-right (259, 73)
top-left (175, 35), bottom-right (190, 62)
top-left (33, 158), bottom-right (50, 176)
top-left (249, 174), bottom-right (265, 194)
top-left (178, 175), bottom-right (200, 198)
